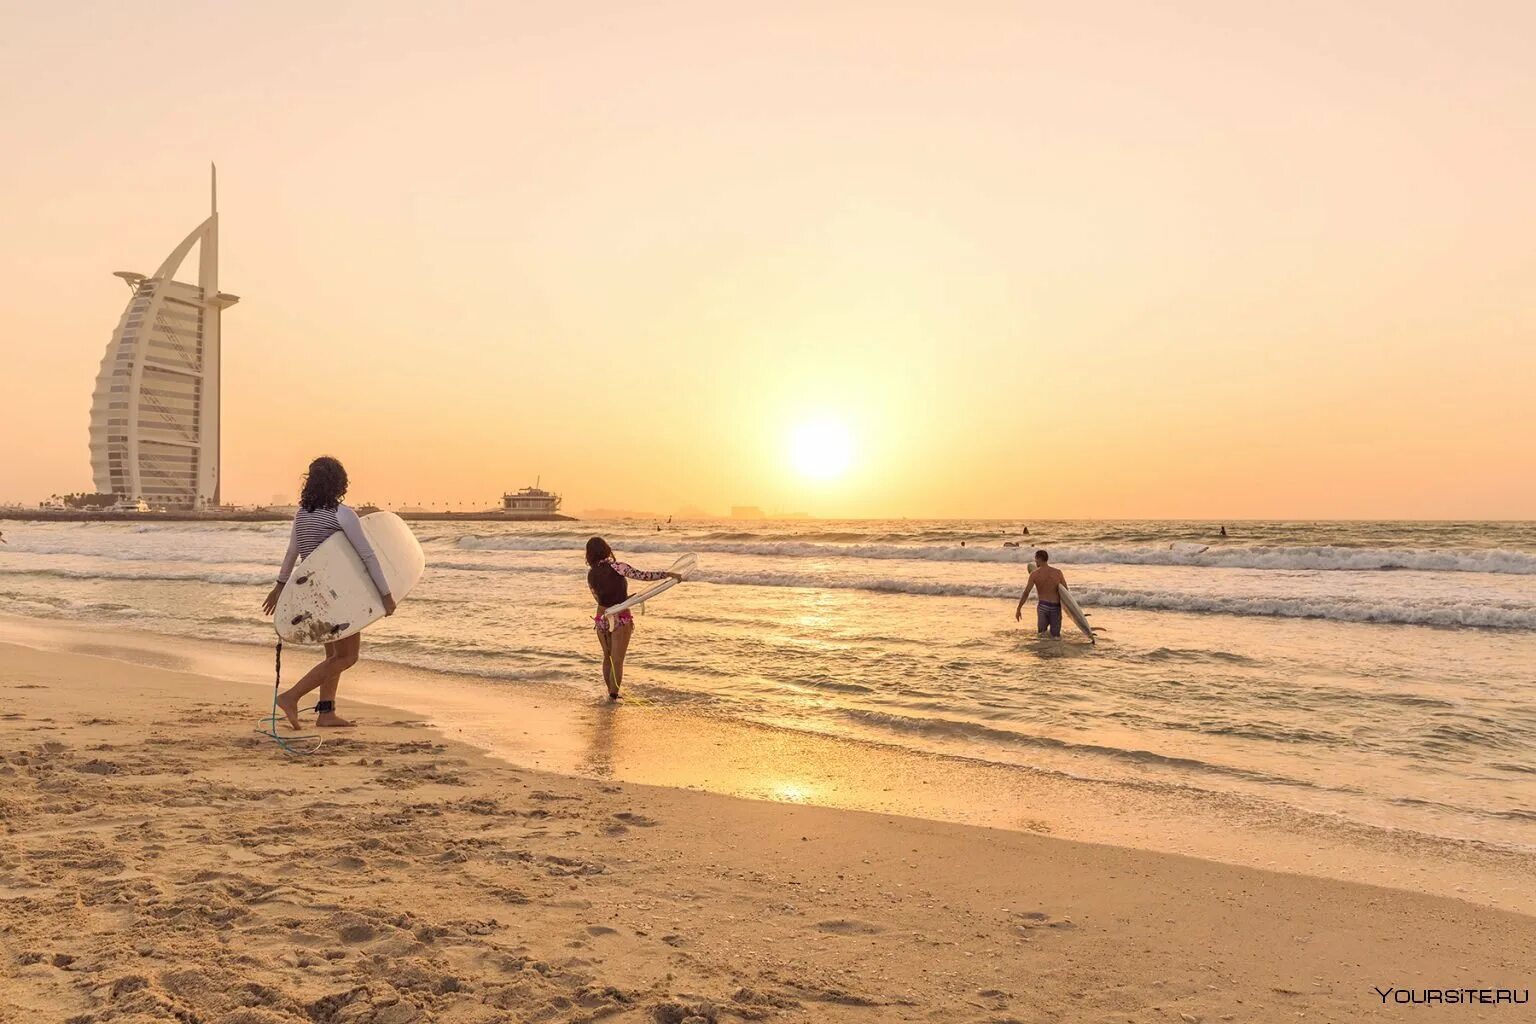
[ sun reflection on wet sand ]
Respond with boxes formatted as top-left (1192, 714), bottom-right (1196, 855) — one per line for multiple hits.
top-left (767, 780), bottom-right (815, 803)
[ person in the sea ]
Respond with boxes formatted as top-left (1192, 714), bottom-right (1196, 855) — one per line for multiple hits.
top-left (1015, 549), bottom-right (1066, 638)
top-left (586, 537), bottom-right (681, 701)
top-left (1220, 524), bottom-right (1228, 537)
top-left (261, 456), bottom-right (395, 729)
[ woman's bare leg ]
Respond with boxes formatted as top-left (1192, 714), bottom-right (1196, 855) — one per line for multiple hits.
top-left (595, 626), bottom-right (618, 699)
top-left (276, 639), bottom-right (342, 729)
top-left (608, 621), bottom-right (634, 695)
top-left (316, 634), bottom-right (361, 727)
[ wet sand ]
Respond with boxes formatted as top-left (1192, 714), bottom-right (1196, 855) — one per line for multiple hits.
top-left (1, 637), bottom-right (1532, 1022)
top-left (3, 613), bottom-right (1532, 918)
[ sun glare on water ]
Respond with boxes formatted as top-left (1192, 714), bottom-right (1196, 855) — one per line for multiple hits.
top-left (789, 419), bottom-right (855, 480)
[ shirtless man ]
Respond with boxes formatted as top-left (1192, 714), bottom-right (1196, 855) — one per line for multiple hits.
top-left (1015, 549), bottom-right (1066, 638)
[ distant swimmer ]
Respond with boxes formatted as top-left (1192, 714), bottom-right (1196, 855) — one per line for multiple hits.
top-left (1015, 549), bottom-right (1066, 639)
top-left (586, 537), bottom-right (682, 701)
top-left (1022, 527), bottom-right (1029, 536)
top-left (262, 456), bottom-right (396, 730)
top-left (1220, 525), bottom-right (1228, 537)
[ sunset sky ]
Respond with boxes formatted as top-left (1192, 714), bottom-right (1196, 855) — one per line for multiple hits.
top-left (1, 1), bottom-right (1533, 519)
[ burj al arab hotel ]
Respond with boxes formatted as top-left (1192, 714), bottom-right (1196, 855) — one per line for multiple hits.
top-left (88, 169), bottom-right (239, 509)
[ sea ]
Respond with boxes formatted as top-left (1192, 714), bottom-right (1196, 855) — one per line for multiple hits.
top-left (2, 517), bottom-right (1534, 855)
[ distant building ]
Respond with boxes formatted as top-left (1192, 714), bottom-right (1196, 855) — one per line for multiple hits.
top-left (87, 168), bottom-right (239, 509)
top-left (502, 481), bottom-right (562, 516)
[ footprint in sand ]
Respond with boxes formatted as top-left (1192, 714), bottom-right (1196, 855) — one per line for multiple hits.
top-left (1012, 910), bottom-right (1075, 930)
top-left (338, 922), bottom-right (377, 943)
top-left (612, 812), bottom-right (659, 827)
top-left (815, 919), bottom-right (885, 935)
top-left (542, 855), bottom-right (606, 877)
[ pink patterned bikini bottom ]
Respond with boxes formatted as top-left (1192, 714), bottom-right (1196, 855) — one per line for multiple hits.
top-left (593, 610), bottom-right (634, 634)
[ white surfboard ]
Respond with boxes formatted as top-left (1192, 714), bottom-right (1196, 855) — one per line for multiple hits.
top-left (275, 512), bottom-right (426, 644)
top-left (1059, 585), bottom-right (1096, 644)
top-left (602, 553), bottom-right (697, 627)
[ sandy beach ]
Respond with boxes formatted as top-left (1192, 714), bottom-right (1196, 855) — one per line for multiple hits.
top-left (2, 638), bottom-right (1531, 1023)
top-left (7, 0), bottom-right (1536, 1016)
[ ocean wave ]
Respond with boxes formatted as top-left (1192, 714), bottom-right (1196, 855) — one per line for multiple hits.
top-left (455, 535), bottom-right (1536, 575)
top-left (838, 708), bottom-right (1323, 788)
top-left (428, 559), bottom-right (571, 576)
top-left (689, 569), bottom-right (1536, 630)
top-left (1, 541), bottom-right (281, 566)
top-left (0, 565), bottom-right (272, 586)
top-left (0, 590), bottom-right (138, 616)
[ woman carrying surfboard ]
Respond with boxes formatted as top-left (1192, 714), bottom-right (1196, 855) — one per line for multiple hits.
top-left (261, 456), bottom-right (396, 728)
top-left (586, 537), bottom-right (681, 701)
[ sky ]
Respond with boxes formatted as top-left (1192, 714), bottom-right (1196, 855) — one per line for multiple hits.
top-left (1, 0), bottom-right (1533, 519)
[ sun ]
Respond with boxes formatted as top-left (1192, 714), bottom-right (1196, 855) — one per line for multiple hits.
top-left (789, 418), bottom-right (855, 480)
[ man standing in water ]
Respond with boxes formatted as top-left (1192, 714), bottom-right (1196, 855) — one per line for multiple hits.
top-left (1015, 549), bottom-right (1066, 638)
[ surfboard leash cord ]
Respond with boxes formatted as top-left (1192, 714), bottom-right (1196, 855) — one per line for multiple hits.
top-left (256, 639), bottom-right (324, 756)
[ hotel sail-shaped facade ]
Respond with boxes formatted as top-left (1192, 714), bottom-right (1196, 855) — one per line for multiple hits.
top-left (88, 171), bottom-right (238, 509)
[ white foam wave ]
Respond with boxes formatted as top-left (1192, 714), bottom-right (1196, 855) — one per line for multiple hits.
top-left (1, 540), bottom-right (279, 566)
top-left (692, 570), bottom-right (1536, 630)
top-left (1, 565), bottom-right (271, 586)
top-left (456, 536), bottom-right (1536, 575)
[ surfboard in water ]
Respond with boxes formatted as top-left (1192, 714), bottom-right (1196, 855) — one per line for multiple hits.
top-left (602, 553), bottom-right (697, 627)
top-left (1059, 585), bottom-right (1096, 644)
top-left (274, 512), bottom-right (426, 645)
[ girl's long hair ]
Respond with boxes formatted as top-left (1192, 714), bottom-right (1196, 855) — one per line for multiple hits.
top-left (585, 536), bottom-right (613, 567)
top-left (300, 456), bottom-right (348, 512)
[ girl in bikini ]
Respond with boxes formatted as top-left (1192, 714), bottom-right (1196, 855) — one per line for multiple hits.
top-left (585, 537), bottom-right (680, 700)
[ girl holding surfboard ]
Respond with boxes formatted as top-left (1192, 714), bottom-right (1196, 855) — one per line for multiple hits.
top-left (262, 456), bottom-right (396, 728)
top-left (586, 537), bottom-right (681, 700)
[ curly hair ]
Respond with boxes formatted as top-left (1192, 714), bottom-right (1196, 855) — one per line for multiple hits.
top-left (299, 456), bottom-right (348, 512)
top-left (585, 536), bottom-right (613, 567)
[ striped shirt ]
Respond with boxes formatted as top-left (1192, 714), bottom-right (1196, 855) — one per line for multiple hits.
top-left (276, 503), bottom-right (391, 598)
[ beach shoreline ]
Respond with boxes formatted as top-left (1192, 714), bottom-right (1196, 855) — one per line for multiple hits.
top-left (2, 612), bottom-right (1532, 922)
top-left (1, 639), bottom-right (1532, 1023)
